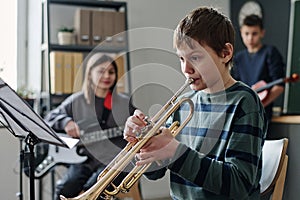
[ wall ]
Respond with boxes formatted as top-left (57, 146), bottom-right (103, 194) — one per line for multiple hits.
top-left (0, 0), bottom-right (17, 89)
top-left (0, 128), bottom-right (27, 199)
top-left (27, 0), bottom-right (42, 93)
top-left (283, 0), bottom-right (300, 114)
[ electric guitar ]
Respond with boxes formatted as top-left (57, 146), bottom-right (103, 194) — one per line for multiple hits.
top-left (252, 73), bottom-right (299, 101)
top-left (31, 126), bottom-right (125, 178)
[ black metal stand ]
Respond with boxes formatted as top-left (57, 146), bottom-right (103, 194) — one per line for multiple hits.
top-left (51, 170), bottom-right (56, 200)
top-left (0, 78), bottom-right (76, 200)
top-left (25, 133), bottom-right (40, 200)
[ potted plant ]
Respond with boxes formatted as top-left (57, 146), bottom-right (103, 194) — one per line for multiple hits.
top-left (57, 26), bottom-right (74, 45)
top-left (16, 87), bottom-right (36, 108)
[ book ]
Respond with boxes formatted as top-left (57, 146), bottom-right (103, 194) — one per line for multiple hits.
top-left (72, 52), bottom-right (84, 92)
top-left (50, 51), bottom-right (64, 94)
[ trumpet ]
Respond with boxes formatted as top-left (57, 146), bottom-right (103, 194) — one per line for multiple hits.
top-left (60, 78), bottom-right (195, 200)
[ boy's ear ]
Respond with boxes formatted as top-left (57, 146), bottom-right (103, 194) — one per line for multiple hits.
top-left (222, 43), bottom-right (233, 61)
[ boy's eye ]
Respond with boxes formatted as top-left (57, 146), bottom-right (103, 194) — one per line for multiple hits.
top-left (190, 55), bottom-right (201, 62)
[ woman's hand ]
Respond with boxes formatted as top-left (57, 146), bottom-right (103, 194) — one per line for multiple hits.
top-left (64, 120), bottom-right (80, 138)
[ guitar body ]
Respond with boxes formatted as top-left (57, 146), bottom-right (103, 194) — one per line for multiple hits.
top-left (253, 73), bottom-right (299, 101)
top-left (34, 144), bottom-right (87, 178)
top-left (23, 143), bottom-right (87, 179)
top-left (252, 80), bottom-right (269, 101)
top-left (26, 126), bottom-right (125, 178)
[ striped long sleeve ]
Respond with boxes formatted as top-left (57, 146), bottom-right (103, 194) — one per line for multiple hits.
top-left (146, 82), bottom-right (267, 200)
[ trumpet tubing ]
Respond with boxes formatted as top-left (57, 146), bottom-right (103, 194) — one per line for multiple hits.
top-left (60, 78), bottom-right (194, 200)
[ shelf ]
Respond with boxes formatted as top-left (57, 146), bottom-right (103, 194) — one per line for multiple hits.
top-left (48, 0), bottom-right (126, 10)
top-left (41, 0), bottom-right (130, 111)
top-left (50, 93), bottom-right (72, 108)
top-left (48, 44), bottom-right (128, 53)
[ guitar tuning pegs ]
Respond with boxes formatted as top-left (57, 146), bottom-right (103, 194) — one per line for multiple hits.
top-left (292, 73), bottom-right (299, 81)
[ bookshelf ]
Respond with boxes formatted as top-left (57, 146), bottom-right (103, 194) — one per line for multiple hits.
top-left (41, 0), bottom-right (130, 114)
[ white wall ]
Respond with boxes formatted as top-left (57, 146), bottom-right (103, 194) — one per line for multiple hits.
top-left (0, 0), bottom-right (17, 89)
top-left (27, 0), bottom-right (42, 92)
top-left (0, 128), bottom-right (26, 199)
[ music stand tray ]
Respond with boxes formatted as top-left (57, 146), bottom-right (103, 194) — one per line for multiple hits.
top-left (0, 78), bottom-right (78, 200)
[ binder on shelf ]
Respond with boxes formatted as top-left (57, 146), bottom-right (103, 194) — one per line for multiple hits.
top-left (74, 9), bottom-right (92, 45)
top-left (50, 52), bottom-right (64, 94)
top-left (63, 53), bottom-right (73, 94)
top-left (113, 11), bottom-right (126, 47)
top-left (115, 55), bottom-right (125, 93)
top-left (101, 10), bottom-right (115, 47)
top-left (91, 10), bottom-right (105, 46)
top-left (73, 52), bottom-right (84, 92)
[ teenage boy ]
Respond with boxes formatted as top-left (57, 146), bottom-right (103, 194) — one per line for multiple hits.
top-left (232, 14), bottom-right (285, 121)
top-left (124, 7), bottom-right (267, 200)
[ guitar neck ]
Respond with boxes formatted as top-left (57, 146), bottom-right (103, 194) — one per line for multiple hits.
top-left (80, 126), bottom-right (125, 146)
top-left (255, 78), bottom-right (284, 93)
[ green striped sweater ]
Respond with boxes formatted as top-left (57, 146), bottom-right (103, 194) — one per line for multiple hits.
top-left (146, 81), bottom-right (267, 200)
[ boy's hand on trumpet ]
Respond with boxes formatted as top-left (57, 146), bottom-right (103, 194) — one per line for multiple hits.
top-left (123, 109), bottom-right (147, 143)
top-left (124, 109), bottom-right (179, 166)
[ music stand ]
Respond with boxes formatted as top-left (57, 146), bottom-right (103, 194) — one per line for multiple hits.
top-left (0, 78), bottom-right (78, 200)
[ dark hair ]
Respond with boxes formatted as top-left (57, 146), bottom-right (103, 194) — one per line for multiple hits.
top-left (82, 53), bottom-right (118, 104)
top-left (174, 6), bottom-right (235, 66)
top-left (242, 14), bottom-right (264, 29)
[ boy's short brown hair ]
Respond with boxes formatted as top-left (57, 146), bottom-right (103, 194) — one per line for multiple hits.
top-left (174, 7), bottom-right (235, 66)
top-left (242, 14), bottom-right (264, 29)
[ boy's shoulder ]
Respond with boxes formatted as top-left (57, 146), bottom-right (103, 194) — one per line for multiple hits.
top-left (259, 45), bottom-right (282, 57)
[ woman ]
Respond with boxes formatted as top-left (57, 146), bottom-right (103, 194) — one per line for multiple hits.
top-left (44, 53), bottom-right (135, 199)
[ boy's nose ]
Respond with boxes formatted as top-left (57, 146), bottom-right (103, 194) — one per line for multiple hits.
top-left (182, 61), bottom-right (194, 74)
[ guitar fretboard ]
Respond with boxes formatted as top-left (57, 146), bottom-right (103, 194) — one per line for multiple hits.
top-left (80, 126), bottom-right (125, 145)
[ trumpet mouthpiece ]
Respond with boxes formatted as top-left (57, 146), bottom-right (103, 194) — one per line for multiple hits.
top-left (187, 78), bottom-right (194, 84)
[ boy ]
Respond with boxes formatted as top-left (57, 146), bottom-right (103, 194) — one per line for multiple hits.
top-left (124, 7), bottom-right (267, 200)
top-left (232, 14), bottom-right (285, 121)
